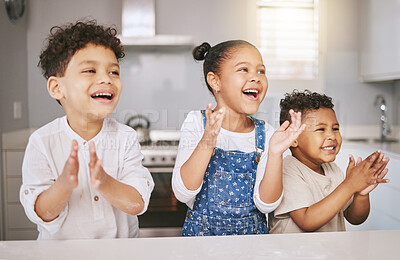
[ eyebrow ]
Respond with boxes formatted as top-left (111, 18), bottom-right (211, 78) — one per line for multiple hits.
top-left (315, 122), bottom-right (340, 126)
top-left (78, 60), bottom-right (120, 68)
top-left (234, 61), bottom-right (265, 68)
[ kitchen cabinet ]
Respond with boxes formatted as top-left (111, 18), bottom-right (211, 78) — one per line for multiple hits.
top-left (2, 150), bottom-right (38, 240)
top-left (1, 129), bottom-right (38, 240)
top-left (359, 0), bottom-right (400, 82)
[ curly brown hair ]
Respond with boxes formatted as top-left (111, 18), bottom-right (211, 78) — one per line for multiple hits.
top-left (38, 19), bottom-right (125, 79)
top-left (279, 90), bottom-right (334, 125)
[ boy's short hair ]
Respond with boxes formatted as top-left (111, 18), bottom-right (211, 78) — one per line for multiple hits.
top-left (279, 90), bottom-right (334, 125)
top-left (38, 19), bottom-right (125, 80)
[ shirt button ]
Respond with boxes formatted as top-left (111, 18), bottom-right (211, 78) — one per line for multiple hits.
top-left (94, 195), bottom-right (99, 202)
top-left (24, 190), bottom-right (29, 195)
top-left (186, 212), bottom-right (191, 218)
top-left (147, 180), bottom-right (150, 186)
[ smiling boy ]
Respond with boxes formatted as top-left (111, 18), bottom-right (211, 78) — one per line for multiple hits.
top-left (269, 90), bottom-right (389, 233)
top-left (20, 20), bottom-right (154, 239)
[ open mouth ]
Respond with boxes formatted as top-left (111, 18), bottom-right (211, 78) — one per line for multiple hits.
top-left (243, 89), bottom-right (259, 100)
top-left (91, 92), bottom-right (114, 102)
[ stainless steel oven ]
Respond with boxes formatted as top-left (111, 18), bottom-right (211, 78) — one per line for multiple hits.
top-left (137, 131), bottom-right (187, 237)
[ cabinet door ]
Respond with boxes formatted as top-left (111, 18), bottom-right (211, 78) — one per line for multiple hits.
top-left (5, 151), bottom-right (25, 176)
top-left (3, 150), bottom-right (39, 240)
top-left (7, 177), bottom-right (22, 203)
top-left (7, 204), bottom-right (37, 229)
top-left (359, 0), bottom-right (400, 82)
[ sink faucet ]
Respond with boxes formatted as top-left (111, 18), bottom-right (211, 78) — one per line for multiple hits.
top-left (374, 95), bottom-right (389, 142)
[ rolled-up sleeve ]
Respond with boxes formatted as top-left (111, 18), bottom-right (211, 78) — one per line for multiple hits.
top-left (20, 134), bottom-right (68, 235)
top-left (119, 133), bottom-right (154, 215)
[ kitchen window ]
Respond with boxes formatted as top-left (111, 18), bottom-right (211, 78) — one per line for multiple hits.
top-left (257, 0), bottom-right (319, 80)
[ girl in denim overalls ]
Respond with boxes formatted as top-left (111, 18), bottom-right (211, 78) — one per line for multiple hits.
top-left (172, 40), bottom-right (305, 236)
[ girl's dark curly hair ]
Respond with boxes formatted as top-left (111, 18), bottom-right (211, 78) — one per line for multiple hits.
top-left (279, 90), bottom-right (334, 125)
top-left (192, 40), bottom-right (255, 95)
top-left (38, 20), bottom-right (125, 79)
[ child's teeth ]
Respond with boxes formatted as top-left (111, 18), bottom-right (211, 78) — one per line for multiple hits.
top-left (94, 93), bottom-right (112, 97)
top-left (244, 89), bottom-right (258, 94)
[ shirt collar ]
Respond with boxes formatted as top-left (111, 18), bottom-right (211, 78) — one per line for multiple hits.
top-left (62, 116), bottom-right (107, 146)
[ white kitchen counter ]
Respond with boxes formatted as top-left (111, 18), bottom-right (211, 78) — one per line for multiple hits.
top-left (0, 230), bottom-right (399, 259)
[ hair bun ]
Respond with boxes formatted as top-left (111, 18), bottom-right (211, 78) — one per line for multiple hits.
top-left (192, 42), bottom-right (211, 61)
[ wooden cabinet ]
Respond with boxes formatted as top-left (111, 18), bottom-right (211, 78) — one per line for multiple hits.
top-left (359, 0), bottom-right (400, 82)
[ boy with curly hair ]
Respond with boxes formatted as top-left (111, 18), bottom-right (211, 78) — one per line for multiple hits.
top-left (20, 20), bottom-right (154, 239)
top-left (269, 90), bottom-right (389, 233)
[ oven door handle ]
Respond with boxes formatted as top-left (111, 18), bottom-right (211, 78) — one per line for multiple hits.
top-left (147, 167), bottom-right (175, 173)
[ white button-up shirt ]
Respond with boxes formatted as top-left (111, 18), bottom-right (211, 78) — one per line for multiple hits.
top-left (20, 116), bottom-right (154, 240)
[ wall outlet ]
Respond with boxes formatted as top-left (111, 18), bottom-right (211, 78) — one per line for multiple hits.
top-left (13, 101), bottom-right (22, 119)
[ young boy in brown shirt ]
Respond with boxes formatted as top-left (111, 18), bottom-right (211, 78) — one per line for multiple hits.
top-left (269, 90), bottom-right (389, 233)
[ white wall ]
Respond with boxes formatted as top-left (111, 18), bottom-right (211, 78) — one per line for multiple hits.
top-left (0, 2), bottom-right (29, 133)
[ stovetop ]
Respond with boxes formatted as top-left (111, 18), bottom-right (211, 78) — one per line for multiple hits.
top-left (139, 130), bottom-right (180, 167)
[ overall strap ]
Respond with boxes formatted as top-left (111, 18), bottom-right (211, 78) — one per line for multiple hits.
top-left (251, 116), bottom-right (265, 151)
top-left (200, 110), bottom-right (207, 129)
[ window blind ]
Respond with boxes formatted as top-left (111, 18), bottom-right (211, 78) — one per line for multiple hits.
top-left (257, 0), bottom-right (319, 79)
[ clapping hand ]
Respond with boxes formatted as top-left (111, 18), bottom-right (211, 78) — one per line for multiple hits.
top-left (353, 151), bottom-right (390, 195)
top-left (345, 151), bottom-right (389, 195)
top-left (89, 142), bottom-right (108, 189)
top-left (59, 139), bottom-right (79, 190)
top-left (202, 103), bottom-right (225, 148)
top-left (268, 109), bottom-right (306, 155)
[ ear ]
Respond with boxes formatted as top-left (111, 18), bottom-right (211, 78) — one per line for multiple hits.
top-left (291, 139), bottom-right (299, 148)
top-left (206, 72), bottom-right (221, 93)
top-left (47, 76), bottom-right (64, 101)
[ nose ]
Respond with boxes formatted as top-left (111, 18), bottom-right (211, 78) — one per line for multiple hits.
top-left (97, 71), bottom-right (112, 85)
top-left (326, 129), bottom-right (336, 140)
top-left (249, 73), bottom-right (261, 83)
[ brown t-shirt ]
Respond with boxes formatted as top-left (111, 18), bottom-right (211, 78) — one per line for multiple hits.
top-left (269, 155), bottom-right (352, 233)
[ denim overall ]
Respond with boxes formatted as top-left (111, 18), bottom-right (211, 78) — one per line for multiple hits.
top-left (182, 111), bottom-right (269, 236)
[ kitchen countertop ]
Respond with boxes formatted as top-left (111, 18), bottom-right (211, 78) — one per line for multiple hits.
top-left (0, 230), bottom-right (399, 259)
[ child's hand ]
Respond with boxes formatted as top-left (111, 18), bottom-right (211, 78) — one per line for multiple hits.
top-left (268, 109), bottom-right (305, 155)
top-left (358, 152), bottom-right (390, 195)
top-left (59, 139), bottom-right (79, 190)
top-left (201, 103), bottom-right (225, 148)
top-left (344, 151), bottom-right (388, 193)
top-left (89, 142), bottom-right (108, 189)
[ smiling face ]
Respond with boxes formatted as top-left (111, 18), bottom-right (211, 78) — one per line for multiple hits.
top-left (291, 107), bottom-right (342, 174)
top-left (211, 45), bottom-right (268, 115)
top-left (49, 43), bottom-right (122, 127)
